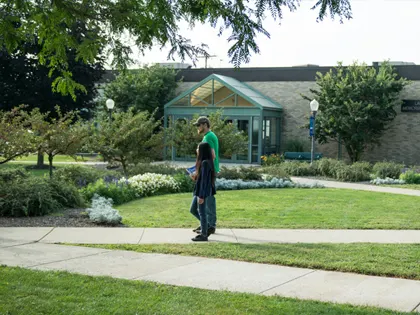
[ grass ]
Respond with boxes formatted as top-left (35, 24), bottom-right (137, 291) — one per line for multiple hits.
top-left (383, 184), bottom-right (420, 190)
top-left (13, 154), bottom-right (102, 163)
top-left (116, 189), bottom-right (420, 229)
top-left (0, 266), bottom-right (409, 315)
top-left (83, 243), bottom-right (420, 280)
top-left (0, 163), bottom-right (65, 177)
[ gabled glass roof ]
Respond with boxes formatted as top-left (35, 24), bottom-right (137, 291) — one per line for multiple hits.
top-left (164, 74), bottom-right (282, 110)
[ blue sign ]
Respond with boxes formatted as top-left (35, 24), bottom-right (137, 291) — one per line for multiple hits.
top-left (309, 116), bottom-right (315, 137)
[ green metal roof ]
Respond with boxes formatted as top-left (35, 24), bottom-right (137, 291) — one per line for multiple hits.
top-left (164, 74), bottom-right (282, 110)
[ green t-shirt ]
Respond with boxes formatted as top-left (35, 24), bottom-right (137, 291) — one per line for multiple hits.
top-left (203, 130), bottom-right (220, 173)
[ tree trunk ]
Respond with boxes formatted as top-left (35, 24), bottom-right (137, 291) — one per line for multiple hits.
top-left (48, 154), bottom-right (54, 179)
top-left (37, 151), bottom-right (44, 168)
top-left (121, 158), bottom-right (128, 177)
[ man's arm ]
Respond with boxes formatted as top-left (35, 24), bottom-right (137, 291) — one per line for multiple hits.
top-left (211, 148), bottom-right (215, 160)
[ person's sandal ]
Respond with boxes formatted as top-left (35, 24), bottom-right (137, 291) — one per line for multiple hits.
top-left (192, 226), bottom-right (201, 233)
top-left (208, 227), bottom-right (216, 235)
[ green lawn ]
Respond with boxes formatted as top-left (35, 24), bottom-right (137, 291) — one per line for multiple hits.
top-left (0, 266), bottom-right (408, 315)
top-left (0, 163), bottom-right (65, 177)
top-left (117, 189), bottom-right (420, 229)
top-left (13, 154), bottom-right (102, 163)
top-left (383, 184), bottom-right (420, 190)
top-left (84, 243), bottom-right (420, 280)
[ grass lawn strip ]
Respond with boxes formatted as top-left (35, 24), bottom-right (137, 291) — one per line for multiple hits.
top-left (116, 189), bottom-right (420, 229)
top-left (0, 266), bottom-right (409, 315)
top-left (81, 243), bottom-right (420, 280)
top-left (382, 184), bottom-right (420, 190)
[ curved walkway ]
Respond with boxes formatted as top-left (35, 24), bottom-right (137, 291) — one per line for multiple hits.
top-left (0, 237), bottom-right (419, 312)
top-left (291, 177), bottom-right (420, 196)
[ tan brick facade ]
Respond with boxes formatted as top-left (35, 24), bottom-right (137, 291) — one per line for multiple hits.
top-left (176, 80), bottom-right (420, 165)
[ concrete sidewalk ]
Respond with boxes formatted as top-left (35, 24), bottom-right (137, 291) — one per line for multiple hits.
top-left (1, 242), bottom-right (419, 312)
top-left (1, 227), bottom-right (420, 246)
top-left (292, 177), bottom-right (420, 196)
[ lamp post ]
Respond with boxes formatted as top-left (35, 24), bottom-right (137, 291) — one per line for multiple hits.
top-left (309, 99), bottom-right (319, 164)
top-left (106, 99), bottom-right (115, 123)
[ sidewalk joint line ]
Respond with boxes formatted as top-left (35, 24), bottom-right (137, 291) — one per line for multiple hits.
top-left (411, 301), bottom-right (420, 312)
top-left (137, 228), bottom-right (146, 244)
top-left (26, 248), bottom-right (110, 269)
top-left (37, 227), bottom-right (55, 243)
top-left (1, 241), bottom-right (37, 249)
top-left (258, 270), bottom-right (317, 294)
top-left (230, 229), bottom-right (239, 243)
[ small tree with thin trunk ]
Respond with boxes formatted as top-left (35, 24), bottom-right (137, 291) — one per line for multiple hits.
top-left (90, 109), bottom-right (164, 176)
top-left (0, 106), bottom-right (43, 164)
top-left (32, 107), bottom-right (89, 178)
top-left (303, 61), bottom-right (408, 162)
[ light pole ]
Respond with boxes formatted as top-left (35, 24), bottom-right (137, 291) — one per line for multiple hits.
top-left (106, 99), bottom-right (115, 123)
top-left (309, 99), bottom-right (319, 164)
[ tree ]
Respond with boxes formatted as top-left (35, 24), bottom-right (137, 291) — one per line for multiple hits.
top-left (32, 107), bottom-right (89, 178)
top-left (90, 110), bottom-right (164, 176)
top-left (303, 62), bottom-right (408, 162)
top-left (167, 111), bottom-right (248, 159)
top-left (0, 106), bottom-right (43, 164)
top-left (0, 0), bottom-right (352, 98)
top-left (0, 23), bottom-right (104, 117)
top-left (104, 65), bottom-right (178, 120)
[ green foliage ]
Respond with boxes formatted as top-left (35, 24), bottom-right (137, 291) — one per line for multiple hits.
top-left (261, 153), bottom-right (284, 166)
top-left (80, 179), bottom-right (138, 206)
top-left (0, 177), bottom-right (61, 217)
top-left (285, 138), bottom-right (308, 152)
top-left (0, 167), bottom-right (29, 182)
top-left (0, 106), bottom-right (43, 164)
top-left (0, 1), bottom-right (351, 98)
top-left (173, 173), bottom-right (195, 193)
top-left (261, 166), bottom-right (290, 180)
top-left (400, 170), bottom-right (420, 184)
top-left (90, 110), bottom-right (164, 175)
top-left (54, 165), bottom-right (121, 188)
top-left (372, 161), bottom-right (404, 179)
top-left (127, 163), bottom-right (182, 177)
top-left (304, 61), bottom-right (408, 162)
top-left (334, 163), bottom-right (371, 182)
top-left (280, 162), bottom-right (317, 176)
top-left (48, 178), bottom-right (85, 208)
top-left (315, 158), bottom-right (346, 178)
top-left (104, 66), bottom-right (178, 119)
top-left (218, 166), bottom-right (263, 181)
top-left (167, 111), bottom-right (248, 159)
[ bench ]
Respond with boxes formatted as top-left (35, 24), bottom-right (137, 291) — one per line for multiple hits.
top-left (284, 152), bottom-right (323, 161)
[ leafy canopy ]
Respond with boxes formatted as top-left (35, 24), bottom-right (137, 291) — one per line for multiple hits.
top-left (303, 62), bottom-right (408, 162)
top-left (103, 65), bottom-right (178, 119)
top-left (0, 0), bottom-right (352, 98)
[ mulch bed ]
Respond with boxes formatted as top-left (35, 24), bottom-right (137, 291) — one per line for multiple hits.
top-left (0, 208), bottom-right (125, 228)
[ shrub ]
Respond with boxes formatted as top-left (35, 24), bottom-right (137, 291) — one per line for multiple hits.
top-left (285, 139), bottom-right (308, 152)
top-left (80, 178), bottom-right (138, 206)
top-left (0, 177), bottom-right (62, 217)
top-left (280, 161), bottom-right (317, 176)
top-left (400, 171), bottom-right (420, 184)
top-left (261, 166), bottom-right (290, 180)
top-left (261, 154), bottom-right (284, 166)
top-left (86, 194), bottom-right (122, 225)
top-left (239, 166), bottom-right (263, 181)
top-left (0, 167), bottom-right (29, 182)
top-left (127, 173), bottom-right (180, 197)
top-left (173, 173), bottom-right (195, 193)
top-left (215, 178), bottom-right (324, 190)
top-left (372, 161), bottom-right (404, 179)
top-left (55, 165), bottom-right (122, 188)
top-left (334, 164), bottom-right (371, 182)
top-left (315, 158), bottom-right (346, 178)
top-left (127, 162), bottom-right (181, 177)
top-left (218, 166), bottom-right (242, 180)
top-left (48, 179), bottom-right (85, 208)
top-left (371, 177), bottom-right (405, 185)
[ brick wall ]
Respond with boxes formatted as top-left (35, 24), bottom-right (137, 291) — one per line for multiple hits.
top-left (176, 81), bottom-right (420, 165)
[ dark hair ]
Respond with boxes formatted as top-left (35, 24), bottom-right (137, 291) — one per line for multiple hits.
top-left (195, 142), bottom-right (215, 185)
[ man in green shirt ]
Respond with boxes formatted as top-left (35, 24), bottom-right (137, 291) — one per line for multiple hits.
top-left (193, 116), bottom-right (219, 235)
